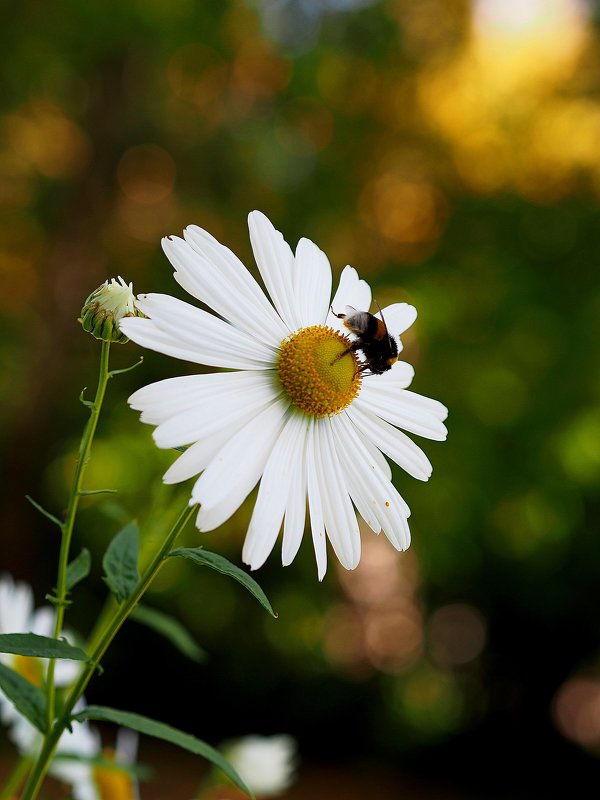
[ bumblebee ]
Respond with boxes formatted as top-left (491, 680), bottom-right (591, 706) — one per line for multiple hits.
top-left (331, 305), bottom-right (399, 375)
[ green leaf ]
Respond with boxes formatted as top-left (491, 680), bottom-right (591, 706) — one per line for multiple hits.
top-left (25, 495), bottom-right (62, 528)
top-left (108, 356), bottom-right (144, 378)
top-left (102, 522), bottom-right (140, 603)
top-left (0, 633), bottom-right (88, 662)
top-left (0, 663), bottom-right (47, 733)
top-left (131, 605), bottom-right (205, 663)
top-left (72, 706), bottom-right (252, 797)
top-left (169, 548), bottom-right (277, 618)
top-left (66, 548), bottom-right (92, 590)
top-left (78, 489), bottom-right (118, 496)
top-left (79, 388), bottom-right (94, 408)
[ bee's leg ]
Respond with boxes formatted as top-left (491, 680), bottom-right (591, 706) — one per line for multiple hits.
top-left (330, 341), bottom-right (360, 366)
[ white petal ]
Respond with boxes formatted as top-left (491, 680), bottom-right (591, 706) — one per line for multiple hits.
top-left (326, 265), bottom-right (372, 333)
top-left (282, 420), bottom-right (308, 567)
top-left (377, 303), bottom-right (417, 337)
top-left (349, 401), bottom-right (433, 481)
top-left (316, 419), bottom-right (361, 570)
top-left (183, 225), bottom-right (284, 313)
top-left (357, 429), bottom-right (393, 481)
top-left (6, 714), bottom-right (39, 754)
top-left (121, 294), bottom-right (275, 370)
top-left (248, 211), bottom-right (298, 330)
top-left (120, 317), bottom-right (221, 367)
top-left (129, 371), bottom-right (273, 426)
top-left (360, 384), bottom-right (448, 441)
top-left (0, 576), bottom-right (34, 634)
top-left (332, 414), bottom-right (411, 550)
top-left (135, 293), bottom-right (275, 365)
top-left (343, 478), bottom-right (381, 531)
top-left (153, 378), bottom-right (279, 448)
top-left (243, 414), bottom-right (307, 570)
top-left (31, 607), bottom-right (53, 637)
top-left (193, 400), bottom-right (288, 531)
top-left (333, 431), bottom-right (381, 533)
top-left (306, 420), bottom-right (327, 580)
top-left (293, 237), bottom-right (332, 327)
top-left (163, 424), bottom-right (245, 484)
top-left (361, 359), bottom-right (415, 391)
top-left (164, 233), bottom-right (286, 347)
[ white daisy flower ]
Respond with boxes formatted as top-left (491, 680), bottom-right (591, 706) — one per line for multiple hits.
top-left (10, 708), bottom-right (99, 800)
top-left (121, 212), bottom-right (447, 579)
top-left (0, 574), bottom-right (79, 730)
top-left (54, 725), bottom-right (140, 800)
top-left (225, 734), bottom-right (297, 797)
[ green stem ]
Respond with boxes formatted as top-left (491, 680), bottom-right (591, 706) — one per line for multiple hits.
top-left (0, 754), bottom-right (33, 800)
top-left (20, 503), bottom-right (197, 800)
top-left (46, 340), bottom-right (111, 729)
top-left (84, 594), bottom-right (118, 653)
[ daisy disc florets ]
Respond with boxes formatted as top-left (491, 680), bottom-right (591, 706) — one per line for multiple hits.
top-left (121, 211), bottom-right (447, 579)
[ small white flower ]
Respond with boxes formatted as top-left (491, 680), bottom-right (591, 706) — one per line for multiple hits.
top-left (54, 724), bottom-right (140, 800)
top-left (50, 721), bottom-right (101, 800)
top-left (0, 574), bottom-right (79, 731)
top-left (121, 212), bottom-right (447, 579)
top-left (226, 734), bottom-right (297, 797)
top-left (13, 712), bottom-right (139, 800)
top-left (0, 576), bottom-right (139, 799)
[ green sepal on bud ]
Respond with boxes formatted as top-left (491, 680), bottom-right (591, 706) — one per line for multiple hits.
top-left (80, 277), bottom-right (142, 344)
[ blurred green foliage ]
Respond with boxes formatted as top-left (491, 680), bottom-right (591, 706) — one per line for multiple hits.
top-left (1, 0), bottom-right (600, 796)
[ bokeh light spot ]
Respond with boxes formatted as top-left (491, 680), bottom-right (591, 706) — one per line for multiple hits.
top-left (428, 603), bottom-right (487, 667)
top-left (553, 677), bottom-right (600, 748)
top-left (117, 144), bottom-right (176, 205)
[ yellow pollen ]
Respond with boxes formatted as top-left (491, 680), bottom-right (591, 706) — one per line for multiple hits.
top-left (13, 655), bottom-right (44, 687)
top-left (93, 750), bottom-right (135, 800)
top-left (277, 325), bottom-right (362, 417)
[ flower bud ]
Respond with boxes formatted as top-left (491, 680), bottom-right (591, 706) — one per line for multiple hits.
top-left (79, 277), bottom-right (141, 344)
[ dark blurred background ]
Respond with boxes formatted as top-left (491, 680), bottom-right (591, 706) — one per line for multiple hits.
top-left (1, 0), bottom-right (600, 797)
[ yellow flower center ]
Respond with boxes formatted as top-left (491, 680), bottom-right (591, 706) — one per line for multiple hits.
top-left (277, 325), bottom-right (362, 417)
top-left (13, 655), bottom-right (44, 687)
top-left (93, 750), bottom-right (135, 800)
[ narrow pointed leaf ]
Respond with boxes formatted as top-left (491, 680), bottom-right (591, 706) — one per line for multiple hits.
top-left (102, 522), bottom-right (140, 603)
top-left (25, 496), bottom-right (62, 528)
top-left (108, 356), bottom-right (144, 378)
top-left (0, 633), bottom-right (88, 661)
top-left (66, 548), bottom-right (92, 590)
top-left (79, 388), bottom-right (94, 408)
top-left (78, 489), bottom-right (118, 496)
top-left (0, 663), bottom-right (47, 733)
top-left (131, 605), bottom-right (205, 663)
top-left (169, 548), bottom-right (276, 617)
top-left (73, 706), bottom-right (252, 797)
